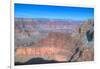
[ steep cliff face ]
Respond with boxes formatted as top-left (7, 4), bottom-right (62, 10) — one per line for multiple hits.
top-left (75, 19), bottom-right (94, 61)
top-left (80, 19), bottom-right (94, 48)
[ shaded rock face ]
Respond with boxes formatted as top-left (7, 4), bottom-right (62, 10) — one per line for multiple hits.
top-left (15, 58), bottom-right (63, 65)
top-left (15, 18), bottom-right (94, 65)
top-left (86, 30), bottom-right (94, 42)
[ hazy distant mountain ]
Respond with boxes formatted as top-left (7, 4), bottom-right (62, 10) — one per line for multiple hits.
top-left (15, 18), bottom-right (83, 32)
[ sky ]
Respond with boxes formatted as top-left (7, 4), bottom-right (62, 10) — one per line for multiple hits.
top-left (15, 3), bottom-right (94, 20)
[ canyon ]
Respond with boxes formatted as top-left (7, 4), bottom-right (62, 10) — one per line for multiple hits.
top-left (15, 18), bottom-right (94, 65)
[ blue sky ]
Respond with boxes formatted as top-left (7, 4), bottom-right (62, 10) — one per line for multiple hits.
top-left (15, 3), bottom-right (94, 20)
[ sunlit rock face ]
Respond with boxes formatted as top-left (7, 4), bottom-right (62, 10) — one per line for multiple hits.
top-left (15, 32), bottom-right (80, 63)
top-left (15, 18), bottom-right (94, 65)
top-left (77, 48), bottom-right (94, 61)
top-left (15, 47), bottom-right (70, 62)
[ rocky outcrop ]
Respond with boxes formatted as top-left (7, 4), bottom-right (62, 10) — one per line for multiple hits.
top-left (75, 19), bottom-right (94, 62)
top-left (77, 48), bottom-right (94, 61)
top-left (81, 19), bottom-right (94, 48)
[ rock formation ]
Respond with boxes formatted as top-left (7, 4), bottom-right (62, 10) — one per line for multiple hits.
top-left (15, 18), bottom-right (94, 65)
